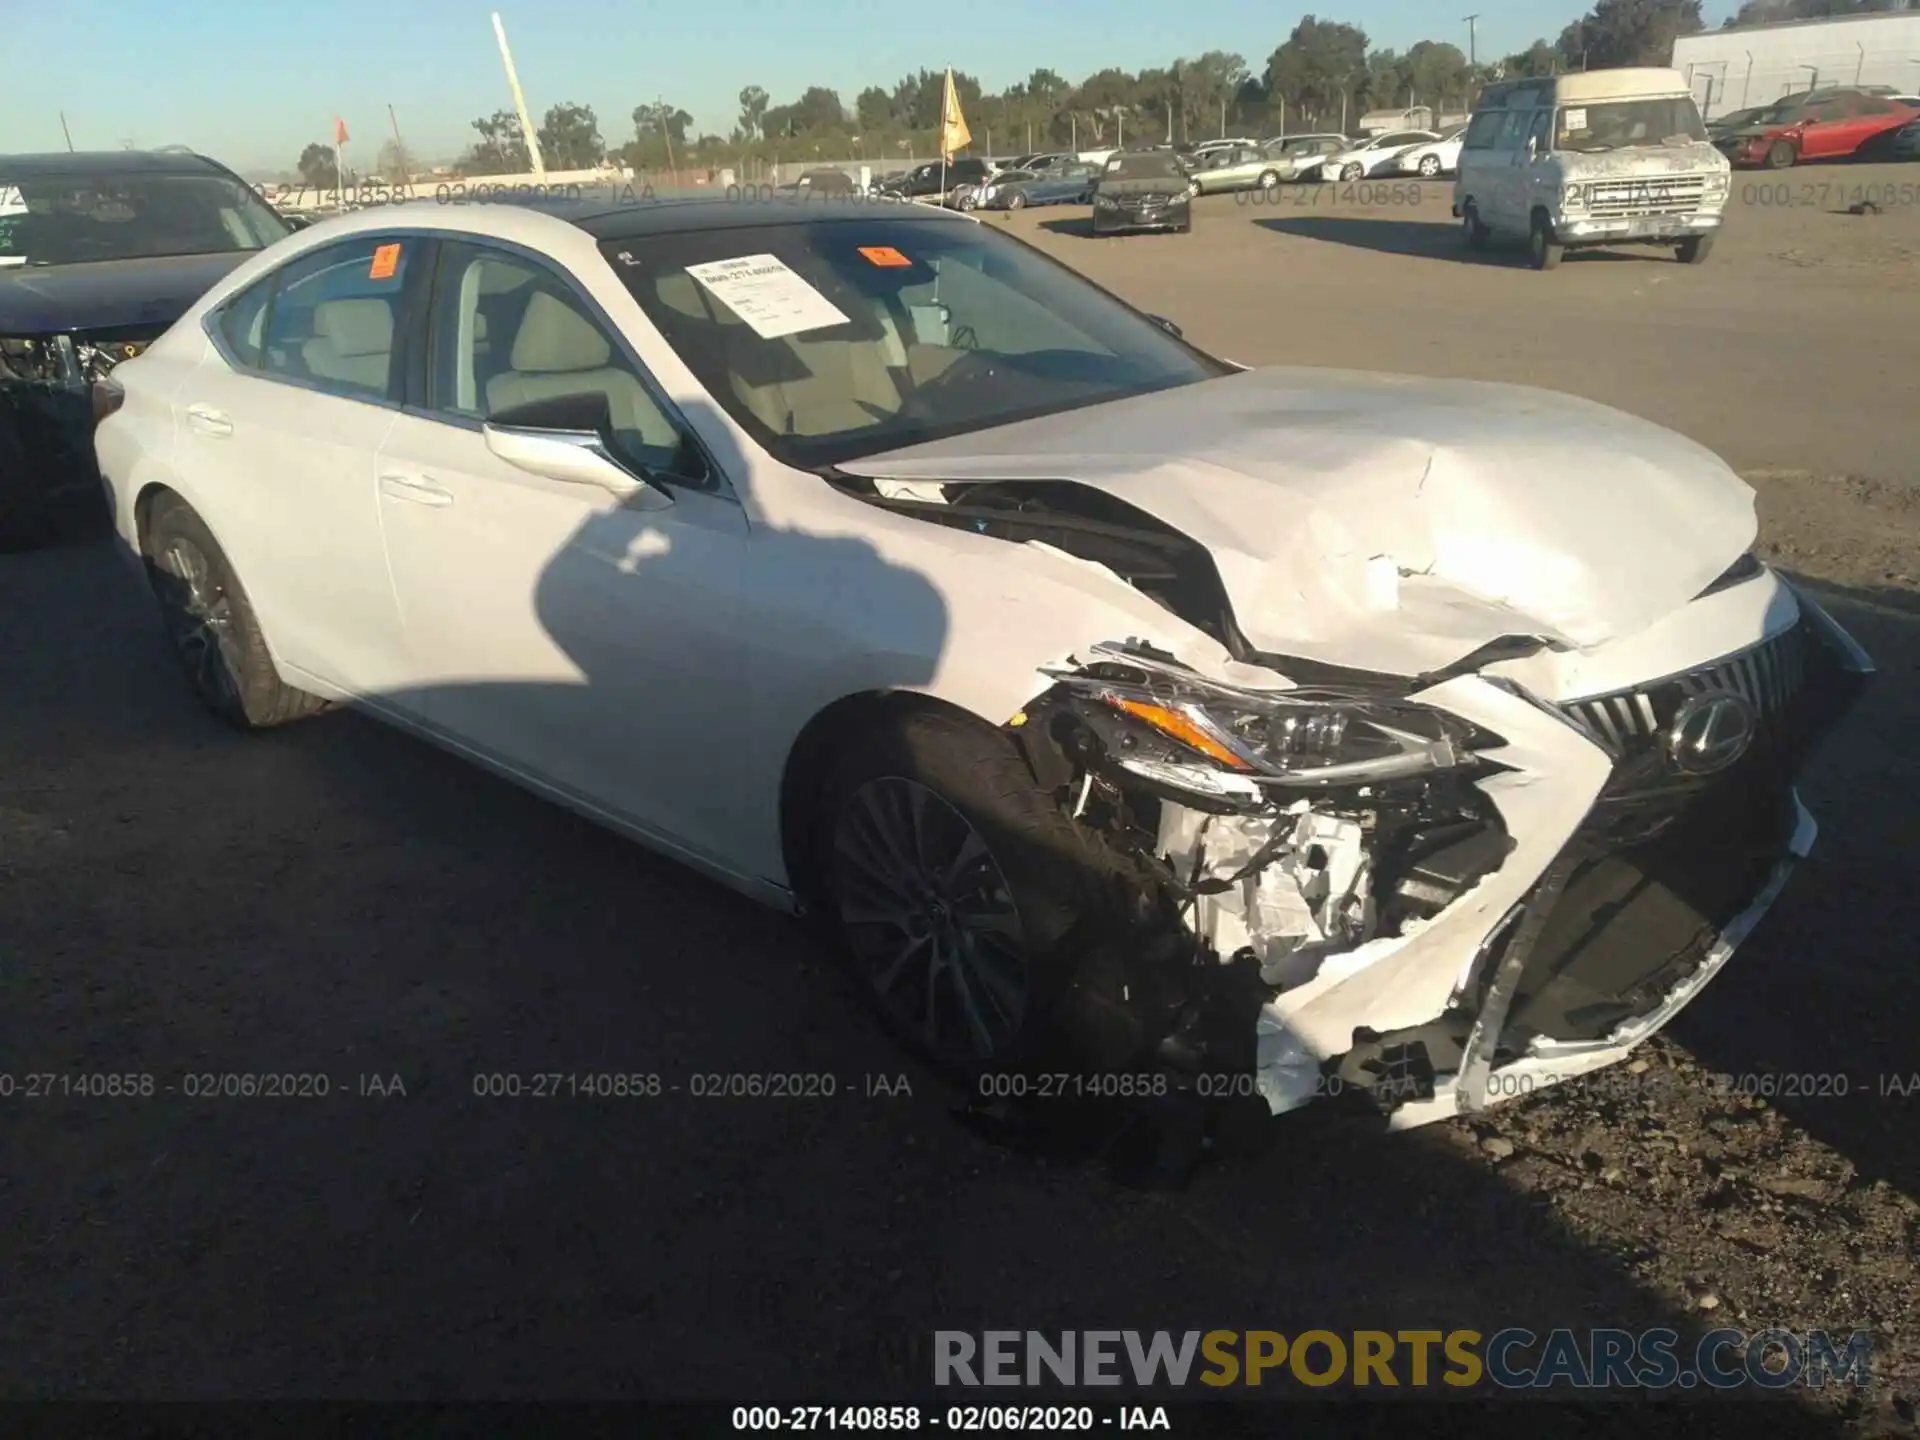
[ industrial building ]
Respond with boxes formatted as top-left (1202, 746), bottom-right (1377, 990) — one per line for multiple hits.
top-left (1672, 10), bottom-right (1920, 118)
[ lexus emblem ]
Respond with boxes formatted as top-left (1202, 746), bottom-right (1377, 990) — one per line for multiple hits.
top-left (1667, 690), bottom-right (1756, 775)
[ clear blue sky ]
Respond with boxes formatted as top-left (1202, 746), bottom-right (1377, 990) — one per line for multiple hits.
top-left (2, 0), bottom-right (1742, 172)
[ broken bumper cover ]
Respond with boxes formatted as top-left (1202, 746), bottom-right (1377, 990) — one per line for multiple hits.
top-left (1246, 582), bottom-right (1872, 1128)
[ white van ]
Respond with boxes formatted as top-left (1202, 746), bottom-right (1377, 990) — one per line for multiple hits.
top-left (1452, 68), bottom-right (1731, 269)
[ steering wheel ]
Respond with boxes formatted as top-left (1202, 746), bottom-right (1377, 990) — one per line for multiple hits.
top-left (949, 323), bottom-right (979, 351)
top-left (910, 347), bottom-right (1000, 403)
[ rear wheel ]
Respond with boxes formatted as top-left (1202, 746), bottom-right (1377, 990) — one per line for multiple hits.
top-left (1007, 190), bottom-right (1026, 210)
top-left (809, 709), bottom-right (1108, 1079)
top-left (1676, 235), bottom-right (1715, 265)
top-left (1341, 162), bottom-right (1364, 181)
top-left (1528, 211), bottom-right (1564, 270)
top-left (1257, 170), bottom-right (1279, 194)
top-left (145, 495), bottom-right (328, 729)
top-left (1417, 154), bottom-right (1442, 178)
top-left (1766, 140), bottom-right (1797, 169)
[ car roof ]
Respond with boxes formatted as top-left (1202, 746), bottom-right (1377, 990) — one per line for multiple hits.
top-left (0, 149), bottom-right (232, 179)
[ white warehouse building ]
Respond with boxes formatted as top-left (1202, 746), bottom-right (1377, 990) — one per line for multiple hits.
top-left (1672, 10), bottom-right (1920, 119)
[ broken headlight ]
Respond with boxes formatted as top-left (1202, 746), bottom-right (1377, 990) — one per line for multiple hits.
top-left (1047, 643), bottom-right (1487, 799)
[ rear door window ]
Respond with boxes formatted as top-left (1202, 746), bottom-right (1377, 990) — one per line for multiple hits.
top-left (259, 236), bottom-right (412, 401)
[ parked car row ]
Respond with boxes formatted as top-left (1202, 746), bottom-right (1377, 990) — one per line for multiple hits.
top-left (1709, 87), bottom-right (1918, 169)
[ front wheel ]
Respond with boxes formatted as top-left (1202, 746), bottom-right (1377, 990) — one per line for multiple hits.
top-left (1677, 234), bottom-right (1715, 265)
top-left (146, 495), bottom-right (328, 729)
top-left (1341, 162), bottom-right (1364, 181)
top-left (810, 710), bottom-right (1107, 1079)
top-left (1528, 212), bottom-right (1564, 270)
top-left (1007, 190), bottom-right (1026, 210)
top-left (1417, 154), bottom-right (1442, 178)
top-left (1462, 201), bottom-right (1491, 250)
top-left (1767, 140), bottom-right (1797, 169)
top-left (1257, 170), bottom-right (1279, 193)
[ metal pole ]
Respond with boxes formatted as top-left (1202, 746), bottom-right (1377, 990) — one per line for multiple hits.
top-left (387, 104), bottom-right (412, 194)
top-left (1463, 14), bottom-right (1479, 69)
top-left (660, 97), bottom-right (678, 185)
top-left (491, 11), bottom-right (546, 178)
top-left (59, 112), bottom-right (75, 151)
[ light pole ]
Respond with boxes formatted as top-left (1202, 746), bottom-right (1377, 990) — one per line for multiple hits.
top-left (1463, 14), bottom-right (1479, 70)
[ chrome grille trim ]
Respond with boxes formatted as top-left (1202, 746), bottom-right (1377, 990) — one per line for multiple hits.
top-left (1559, 623), bottom-right (1810, 757)
top-left (1582, 176), bottom-right (1710, 218)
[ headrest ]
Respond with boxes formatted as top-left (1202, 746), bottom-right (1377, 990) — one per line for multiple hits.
top-left (311, 298), bottom-right (393, 357)
top-left (509, 291), bottom-right (611, 372)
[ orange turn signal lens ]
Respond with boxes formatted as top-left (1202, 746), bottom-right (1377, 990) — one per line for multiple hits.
top-left (1107, 696), bottom-right (1253, 771)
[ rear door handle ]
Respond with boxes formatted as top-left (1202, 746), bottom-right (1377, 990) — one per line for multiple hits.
top-left (379, 472), bottom-right (454, 507)
top-left (186, 403), bottom-right (232, 437)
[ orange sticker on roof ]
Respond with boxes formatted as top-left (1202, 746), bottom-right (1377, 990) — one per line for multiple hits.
top-left (368, 243), bottom-right (401, 280)
top-left (858, 245), bottom-right (912, 267)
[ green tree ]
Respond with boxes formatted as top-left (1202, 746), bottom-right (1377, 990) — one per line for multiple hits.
top-left (855, 86), bottom-right (892, 132)
top-left (1267, 16), bottom-right (1371, 128)
top-left (1559, 0), bottom-right (1704, 70)
top-left (295, 142), bottom-right (339, 189)
top-left (537, 102), bottom-right (604, 169)
top-left (1501, 40), bottom-right (1561, 78)
top-left (462, 110), bottom-right (529, 174)
top-left (738, 86), bottom-right (770, 140)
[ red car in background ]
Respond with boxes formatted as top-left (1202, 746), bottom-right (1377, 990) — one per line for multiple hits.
top-left (1716, 89), bottom-right (1920, 169)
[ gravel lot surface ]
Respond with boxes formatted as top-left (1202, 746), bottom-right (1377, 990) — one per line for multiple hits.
top-left (2, 168), bottom-right (1916, 1432)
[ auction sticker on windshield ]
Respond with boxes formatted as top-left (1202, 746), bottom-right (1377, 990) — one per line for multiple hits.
top-left (685, 253), bottom-right (850, 339)
top-left (858, 245), bottom-right (912, 267)
top-left (1563, 108), bottom-right (1587, 131)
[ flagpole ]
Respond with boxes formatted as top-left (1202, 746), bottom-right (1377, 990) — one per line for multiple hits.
top-left (334, 120), bottom-right (346, 207)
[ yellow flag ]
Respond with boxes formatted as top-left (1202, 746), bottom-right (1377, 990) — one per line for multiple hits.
top-left (939, 68), bottom-right (972, 161)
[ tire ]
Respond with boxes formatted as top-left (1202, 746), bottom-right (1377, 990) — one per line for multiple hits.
top-left (1462, 201), bottom-right (1491, 250)
top-left (1417, 154), bottom-right (1442, 178)
top-left (1677, 235), bottom-right (1714, 265)
top-left (1257, 170), bottom-right (1279, 193)
top-left (1767, 140), bottom-right (1797, 170)
top-left (808, 708), bottom-right (1117, 1080)
top-left (1528, 211), bottom-right (1564, 270)
top-left (1341, 162), bottom-right (1364, 181)
top-left (145, 494), bottom-right (328, 729)
top-left (1007, 190), bottom-right (1026, 210)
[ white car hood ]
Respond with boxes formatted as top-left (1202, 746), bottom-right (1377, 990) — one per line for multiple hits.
top-left (840, 367), bottom-right (1757, 677)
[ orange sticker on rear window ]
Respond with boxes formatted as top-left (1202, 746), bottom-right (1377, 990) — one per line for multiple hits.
top-left (858, 245), bottom-right (912, 267)
top-left (368, 243), bottom-right (402, 280)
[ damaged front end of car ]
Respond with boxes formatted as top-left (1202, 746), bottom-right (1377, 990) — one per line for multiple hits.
top-left (997, 591), bottom-right (1872, 1138)
top-left (0, 329), bottom-right (152, 544)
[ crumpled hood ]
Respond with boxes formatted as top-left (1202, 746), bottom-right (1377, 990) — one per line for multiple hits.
top-left (841, 366), bottom-right (1757, 677)
top-left (0, 252), bottom-right (250, 335)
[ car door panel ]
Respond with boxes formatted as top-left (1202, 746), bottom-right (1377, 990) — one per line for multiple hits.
top-left (375, 242), bottom-right (753, 862)
top-left (179, 234), bottom-right (416, 696)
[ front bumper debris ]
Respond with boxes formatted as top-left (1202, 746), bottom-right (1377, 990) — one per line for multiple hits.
top-left (1008, 578), bottom-right (1870, 1146)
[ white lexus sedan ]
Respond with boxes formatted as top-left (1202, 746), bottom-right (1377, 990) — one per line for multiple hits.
top-left (1314, 129), bottom-right (1442, 182)
top-left (1389, 123), bottom-right (1469, 179)
top-left (94, 197), bottom-right (1871, 1128)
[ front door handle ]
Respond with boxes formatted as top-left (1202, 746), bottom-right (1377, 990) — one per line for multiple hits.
top-left (185, 403), bottom-right (232, 438)
top-left (379, 472), bottom-right (454, 507)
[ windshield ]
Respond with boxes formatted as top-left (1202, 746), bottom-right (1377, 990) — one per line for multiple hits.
top-left (0, 170), bottom-right (288, 267)
top-left (1555, 97), bottom-right (1707, 152)
top-left (602, 218), bottom-right (1227, 468)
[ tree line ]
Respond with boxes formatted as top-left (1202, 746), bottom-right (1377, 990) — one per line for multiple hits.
top-left (294, 0), bottom-right (1713, 185)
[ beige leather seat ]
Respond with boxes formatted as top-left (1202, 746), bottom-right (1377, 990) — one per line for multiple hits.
top-left (652, 271), bottom-right (902, 438)
top-left (486, 290), bottom-right (678, 454)
top-left (301, 298), bottom-right (394, 391)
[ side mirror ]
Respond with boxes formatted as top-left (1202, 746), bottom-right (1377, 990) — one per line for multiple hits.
top-left (1525, 136), bottom-right (1539, 159)
top-left (1147, 314), bottom-right (1183, 338)
top-left (482, 393), bottom-right (674, 510)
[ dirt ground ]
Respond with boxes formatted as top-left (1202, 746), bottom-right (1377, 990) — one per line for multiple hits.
top-left (2, 167), bottom-right (1918, 1430)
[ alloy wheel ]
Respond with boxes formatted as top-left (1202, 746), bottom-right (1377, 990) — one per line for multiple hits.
top-left (828, 776), bottom-right (1029, 1064)
top-left (1418, 155), bottom-right (1441, 177)
top-left (157, 537), bottom-right (243, 706)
